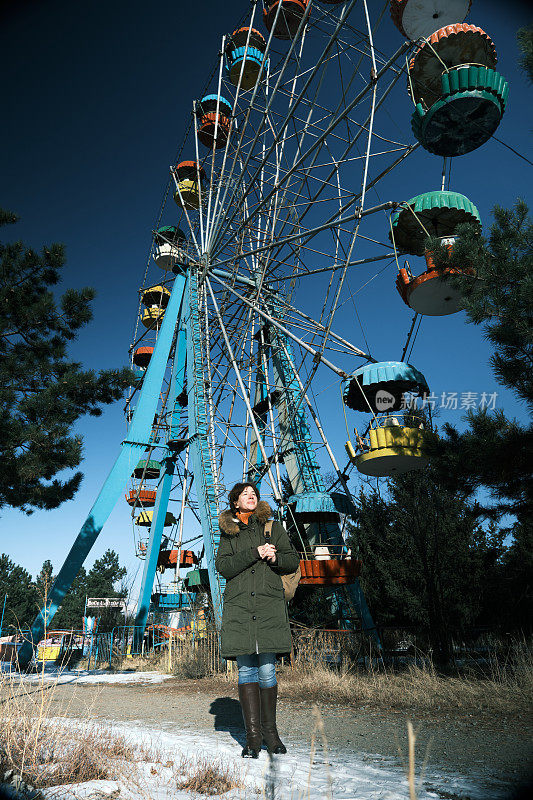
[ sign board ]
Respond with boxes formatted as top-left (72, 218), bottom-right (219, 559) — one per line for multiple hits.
top-left (86, 598), bottom-right (126, 611)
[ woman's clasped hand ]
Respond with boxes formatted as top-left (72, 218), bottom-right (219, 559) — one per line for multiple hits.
top-left (257, 543), bottom-right (277, 563)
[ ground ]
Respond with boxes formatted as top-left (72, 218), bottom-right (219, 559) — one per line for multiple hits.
top-left (13, 671), bottom-right (533, 799)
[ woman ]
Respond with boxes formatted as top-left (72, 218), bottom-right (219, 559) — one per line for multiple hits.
top-left (215, 481), bottom-right (300, 758)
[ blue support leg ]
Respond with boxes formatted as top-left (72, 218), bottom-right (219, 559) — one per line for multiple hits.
top-left (17, 275), bottom-right (187, 668)
top-left (339, 581), bottom-right (381, 647)
top-left (133, 315), bottom-right (188, 643)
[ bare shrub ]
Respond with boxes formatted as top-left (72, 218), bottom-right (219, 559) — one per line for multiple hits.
top-left (0, 673), bottom-right (156, 790)
top-left (172, 640), bottom-right (215, 680)
top-left (175, 753), bottom-right (244, 795)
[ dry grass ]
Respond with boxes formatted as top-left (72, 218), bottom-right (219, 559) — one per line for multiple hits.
top-left (0, 664), bottom-right (252, 799)
top-left (110, 629), bottom-right (533, 717)
top-left (0, 715), bottom-right (131, 788)
top-left (175, 752), bottom-right (246, 795)
top-left (128, 635), bottom-right (533, 716)
top-left (275, 637), bottom-right (533, 713)
top-left (0, 671), bottom-right (160, 792)
top-left (171, 639), bottom-right (215, 680)
top-left (113, 651), bottom-right (168, 672)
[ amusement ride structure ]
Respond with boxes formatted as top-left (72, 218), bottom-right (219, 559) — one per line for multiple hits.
top-left (19, 0), bottom-right (508, 665)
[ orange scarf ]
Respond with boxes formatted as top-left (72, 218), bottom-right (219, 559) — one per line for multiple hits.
top-left (236, 509), bottom-right (253, 526)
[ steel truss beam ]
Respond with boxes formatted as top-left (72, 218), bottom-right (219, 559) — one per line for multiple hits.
top-left (187, 269), bottom-right (225, 629)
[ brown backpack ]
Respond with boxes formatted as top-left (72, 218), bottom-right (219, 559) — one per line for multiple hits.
top-left (264, 520), bottom-right (301, 602)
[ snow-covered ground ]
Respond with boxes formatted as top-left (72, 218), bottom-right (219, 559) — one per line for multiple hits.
top-left (0, 668), bottom-right (514, 798)
top-left (36, 718), bottom-right (510, 800)
top-left (1, 665), bottom-right (172, 684)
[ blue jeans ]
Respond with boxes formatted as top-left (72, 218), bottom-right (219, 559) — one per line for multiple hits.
top-left (236, 653), bottom-right (277, 687)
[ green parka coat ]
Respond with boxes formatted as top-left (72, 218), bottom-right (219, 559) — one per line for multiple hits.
top-left (215, 501), bottom-right (300, 660)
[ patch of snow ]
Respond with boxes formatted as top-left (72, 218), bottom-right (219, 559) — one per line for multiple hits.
top-left (10, 668), bottom-right (172, 685)
top-left (41, 780), bottom-right (121, 800)
top-left (38, 718), bottom-right (510, 800)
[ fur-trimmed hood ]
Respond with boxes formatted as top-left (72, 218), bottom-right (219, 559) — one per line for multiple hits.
top-left (218, 500), bottom-right (272, 536)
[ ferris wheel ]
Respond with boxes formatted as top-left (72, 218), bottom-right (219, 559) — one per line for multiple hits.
top-left (21, 0), bottom-right (508, 664)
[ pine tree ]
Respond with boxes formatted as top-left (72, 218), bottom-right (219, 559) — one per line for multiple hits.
top-left (348, 467), bottom-right (487, 663)
top-left (0, 554), bottom-right (39, 634)
top-left (34, 560), bottom-right (55, 604)
top-left (517, 26), bottom-right (533, 83)
top-left (85, 550), bottom-right (127, 632)
top-left (0, 210), bottom-right (133, 512)
top-left (347, 490), bottom-right (401, 627)
top-left (51, 550), bottom-right (127, 632)
top-left (425, 202), bottom-right (533, 522)
top-left (422, 201), bottom-right (532, 633)
top-left (85, 550), bottom-right (127, 598)
top-left (52, 567), bottom-right (88, 631)
top-left (498, 521), bottom-right (533, 633)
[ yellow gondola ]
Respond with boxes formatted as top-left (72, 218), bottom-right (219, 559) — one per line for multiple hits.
top-left (351, 421), bottom-right (429, 477)
top-left (141, 285), bottom-right (170, 308)
top-left (141, 307), bottom-right (165, 329)
top-left (135, 508), bottom-right (177, 527)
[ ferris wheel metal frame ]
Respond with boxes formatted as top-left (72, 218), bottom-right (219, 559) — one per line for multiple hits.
top-left (19, 0), bottom-right (456, 666)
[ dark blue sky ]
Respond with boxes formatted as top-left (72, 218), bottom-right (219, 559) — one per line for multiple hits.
top-left (1, 0), bottom-right (531, 585)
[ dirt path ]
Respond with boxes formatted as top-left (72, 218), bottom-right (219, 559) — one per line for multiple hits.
top-left (14, 675), bottom-right (533, 798)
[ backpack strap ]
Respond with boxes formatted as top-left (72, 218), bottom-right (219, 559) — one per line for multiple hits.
top-left (264, 519), bottom-right (273, 540)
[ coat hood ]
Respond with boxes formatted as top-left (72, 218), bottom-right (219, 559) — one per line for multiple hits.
top-left (218, 500), bottom-right (272, 536)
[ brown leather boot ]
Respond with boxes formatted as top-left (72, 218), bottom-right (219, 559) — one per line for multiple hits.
top-left (260, 684), bottom-right (287, 754)
top-left (238, 682), bottom-right (262, 758)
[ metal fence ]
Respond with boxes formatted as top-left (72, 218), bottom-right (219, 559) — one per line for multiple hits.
top-left (15, 622), bottom-right (499, 673)
top-left (83, 625), bottom-right (410, 672)
top-left (101, 626), bottom-right (221, 674)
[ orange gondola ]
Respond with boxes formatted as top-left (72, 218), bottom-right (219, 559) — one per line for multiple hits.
top-left (396, 243), bottom-right (475, 316)
top-left (298, 558), bottom-right (362, 586)
top-left (408, 24), bottom-right (497, 109)
top-left (125, 488), bottom-right (157, 507)
top-left (226, 27), bottom-right (266, 88)
top-left (133, 346), bottom-right (154, 368)
top-left (156, 549), bottom-right (198, 571)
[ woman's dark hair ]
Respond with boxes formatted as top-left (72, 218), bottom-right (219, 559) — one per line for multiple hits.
top-left (228, 482), bottom-right (260, 511)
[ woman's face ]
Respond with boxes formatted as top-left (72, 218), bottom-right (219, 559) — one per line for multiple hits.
top-left (235, 486), bottom-right (258, 512)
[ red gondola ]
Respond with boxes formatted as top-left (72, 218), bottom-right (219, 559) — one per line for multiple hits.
top-left (264, 0), bottom-right (309, 41)
top-left (196, 95), bottom-right (232, 149)
top-left (396, 244), bottom-right (475, 316)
